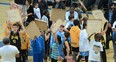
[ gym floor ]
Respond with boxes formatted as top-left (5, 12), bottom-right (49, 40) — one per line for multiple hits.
top-left (0, 0), bottom-right (114, 62)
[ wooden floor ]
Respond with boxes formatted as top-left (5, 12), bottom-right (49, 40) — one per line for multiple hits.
top-left (0, 0), bottom-right (115, 62)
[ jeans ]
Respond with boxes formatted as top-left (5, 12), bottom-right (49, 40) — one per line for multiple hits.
top-left (113, 44), bottom-right (116, 62)
top-left (112, 32), bottom-right (116, 42)
top-left (113, 32), bottom-right (116, 62)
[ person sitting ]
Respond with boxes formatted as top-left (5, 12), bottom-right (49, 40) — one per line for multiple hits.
top-left (34, 3), bottom-right (41, 19)
top-left (65, 6), bottom-right (79, 21)
top-left (52, 0), bottom-right (65, 9)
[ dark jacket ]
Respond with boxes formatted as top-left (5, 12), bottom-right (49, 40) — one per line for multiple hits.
top-left (14, 0), bottom-right (26, 5)
top-left (38, 1), bottom-right (48, 16)
top-left (52, 1), bottom-right (65, 9)
top-left (26, 5), bottom-right (34, 23)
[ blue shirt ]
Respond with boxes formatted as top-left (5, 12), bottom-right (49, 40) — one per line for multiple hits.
top-left (56, 31), bottom-right (65, 57)
top-left (31, 36), bottom-right (45, 53)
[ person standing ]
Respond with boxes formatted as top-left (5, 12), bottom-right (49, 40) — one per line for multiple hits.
top-left (77, 23), bottom-right (89, 62)
top-left (0, 37), bottom-right (19, 62)
top-left (88, 33), bottom-right (103, 62)
top-left (5, 21), bottom-right (25, 62)
top-left (9, 23), bottom-right (22, 62)
top-left (104, 2), bottom-right (116, 49)
top-left (70, 19), bottom-right (80, 61)
top-left (20, 32), bottom-right (30, 62)
top-left (31, 31), bottom-right (45, 62)
top-left (112, 20), bottom-right (116, 62)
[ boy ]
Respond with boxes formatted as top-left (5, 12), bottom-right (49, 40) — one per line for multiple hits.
top-left (70, 19), bottom-right (80, 60)
top-left (88, 33), bottom-right (103, 62)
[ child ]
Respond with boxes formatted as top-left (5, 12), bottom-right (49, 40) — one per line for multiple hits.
top-left (34, 3), bottom-right (41, 19)
top-left (63, 32), bottom-right (71, 62)
top-left (112, 20), bottom-right (116, 62)
top-left (65, 14), bottom-right (74, 29)
top-left (31, 31), bottom-right (45, 62)
top-left (88, 33), bottom-right (103, 62)
top-left (77, 23), bottom-right (89, 62)
top-left (41, 10), bottom-right (52, 28)
top-left (20, 32), bottom-right (30, 62)
top-left (70, 19), bottom-right (80, 60)
top-left (50, 25), bottom-right (63, 62)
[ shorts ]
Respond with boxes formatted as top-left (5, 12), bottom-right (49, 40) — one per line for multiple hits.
top-left (71, 47), bottom-right (79, 52)
top-left (79, 51), bottom-right (89, 56)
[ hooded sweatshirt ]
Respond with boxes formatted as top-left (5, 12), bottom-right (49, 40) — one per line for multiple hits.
top-left (70, 26), bottom-right (80, 47)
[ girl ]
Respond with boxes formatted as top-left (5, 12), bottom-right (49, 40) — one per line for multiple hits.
top-left (77, 23), bottom-right (89, 62)
top-left (41, 10), bottom-right (52, 28)
top-left (50, 24), bottom-right (63, 62)
top-left (63, 32), bottom-right (71, 62)
top-left (34, 3), bottom-right (41, 19)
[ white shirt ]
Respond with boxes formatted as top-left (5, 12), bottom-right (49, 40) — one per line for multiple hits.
top-left (89, 40), bottom-right (103, 62)
top-left (41, 15), bottom-right (48, 26)
top-left (65, 11), bottom-right (79, 21)
top-left (79, 29), bottom-right (90, 52)
top-left (34, 8), bottom-right (41, 19)
top-left (112, 21), bottom-right (116, 28)
top-left (65, 21), bottom-right (74, 28)
top-left (0, 45), bottom-right (19, 62)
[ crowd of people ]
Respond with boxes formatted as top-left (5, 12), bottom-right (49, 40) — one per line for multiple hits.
top-left (0, 0), bottom-right (116, 62)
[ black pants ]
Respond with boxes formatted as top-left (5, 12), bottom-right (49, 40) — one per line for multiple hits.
top-left (21, 50), bottom-right (28, 62)
top-left (16, 48), bottom-right (22, 62)
top-left (16, 53), bottom-right (22, 62)
top-left (77, 56), bottom-right (88, 62)
top-left (51, 58), bottom-right (58, 62)
top-left (101, 47), bottom-right (107, 62)
top-left (104, 22), bottom-right (112, 49)
top-left (106, 34), bottom-right (112, 49)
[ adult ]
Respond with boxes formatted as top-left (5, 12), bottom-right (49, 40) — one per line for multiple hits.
top-left (0, 37), bottom-right (19, 62)
top-left (70, 19), bottom-right (80, 61)
top-left (52, 0), bottom-right (65, 9)
top-left (104, 2), bottom-right (116, 49)
top-left (25, 0), bottom-right (34, 26)
top-left (65, 6), bottom-right (79, 21)
top-left (38, 0), bottom-right (48, 16)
